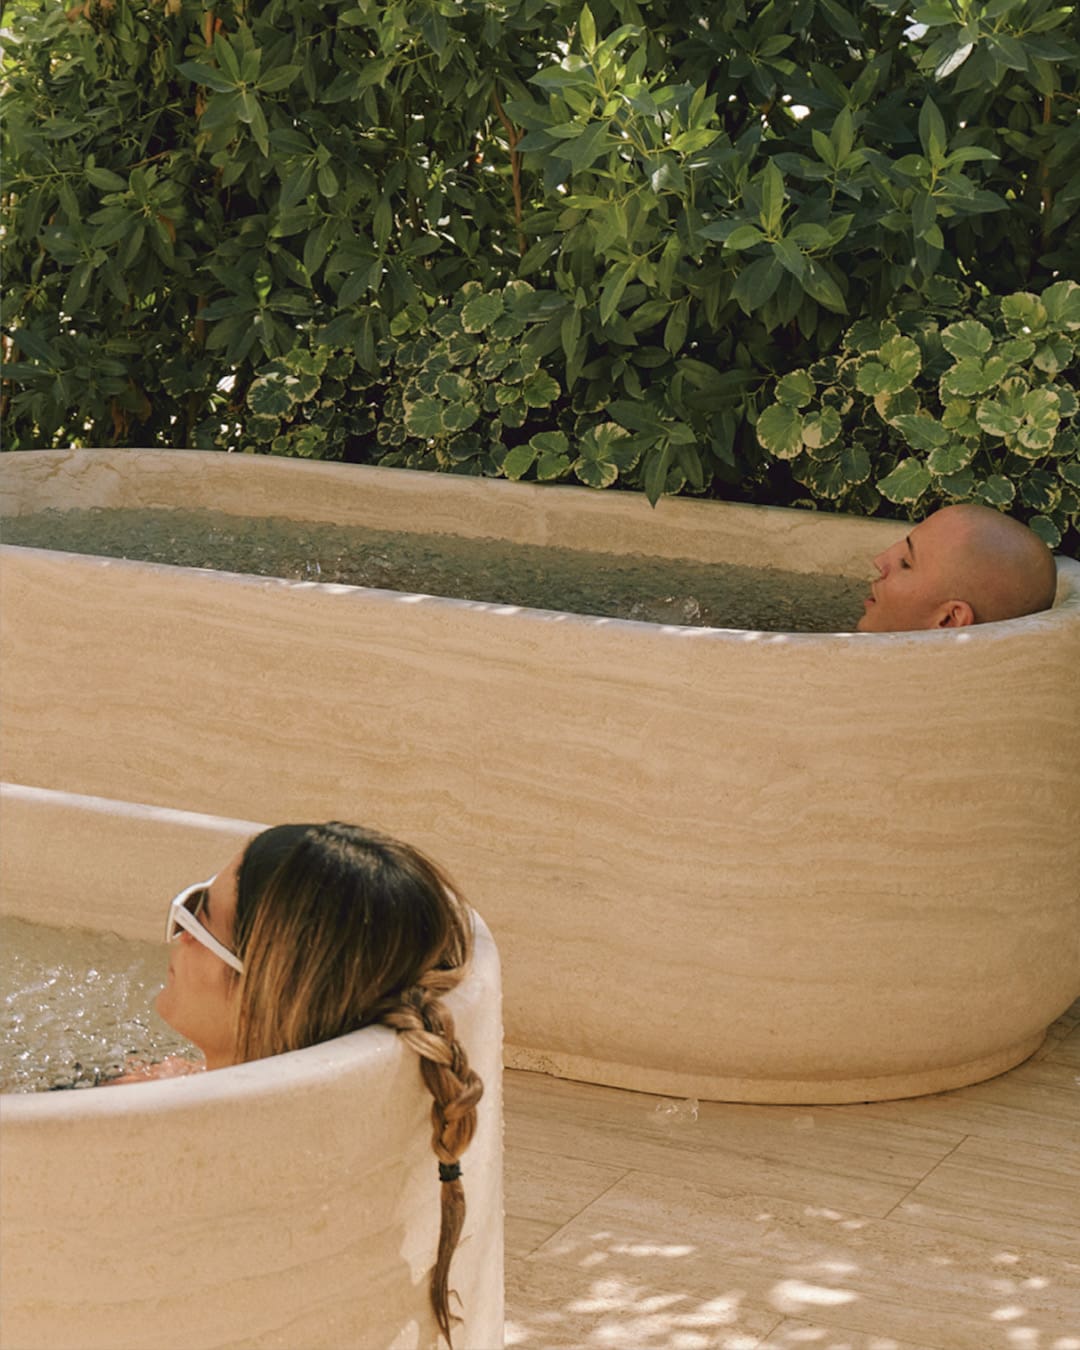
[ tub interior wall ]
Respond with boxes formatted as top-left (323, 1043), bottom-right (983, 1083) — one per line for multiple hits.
top-left (3, 449), bottom-right (1079, 1104)
top-left (0, 785), bottom-right (505, 1350)
top-left (0, 447), bottom-right (905, 575)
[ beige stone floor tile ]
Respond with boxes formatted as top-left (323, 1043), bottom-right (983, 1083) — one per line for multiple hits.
top-left (504, 1256), bottom-right (784, 1349)
top-left (503, 1011), bottom-right (1080, 1348)
top-left (815, 1065), bottom-right (1080, 1151)
top-left (1054, 997), bottom-right (1080, 1030)
top-left (522, 1170), bottom-right (1080, 1349)
top-left (506, 1214), bottom-right (564, 1260)
top-left (889, 1135), bottom-right (1080, 1256)
top-left (1027, 998), bottom-right (1080, 1063)
top-left (504, 1144), bottom-right (628, 1225)
top-left (1045, 1024), bottom-right (1080, 1068)
top-left (504, 1147), bottom-right (628, 1258)
top-left (504, 1072), bottom-right (960, 1219)
top-left (1003, 1053), bottom-right (1080, 1092)
top-left (757, 1319), bottom-right (947, 1350)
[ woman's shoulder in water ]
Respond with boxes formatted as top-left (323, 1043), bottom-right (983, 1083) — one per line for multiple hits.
top-left (104, 1055), bottom-right (204, 1086)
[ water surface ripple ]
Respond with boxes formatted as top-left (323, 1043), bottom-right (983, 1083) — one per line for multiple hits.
top-left (2, 507), bottom-right (866, 632)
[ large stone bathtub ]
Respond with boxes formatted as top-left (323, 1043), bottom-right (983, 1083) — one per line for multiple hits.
top-left (0, 782), bottom-right (505, 1350)
top-left (2, 447), bottom-right (1078, 1103)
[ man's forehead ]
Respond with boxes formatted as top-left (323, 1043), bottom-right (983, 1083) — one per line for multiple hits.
top-left (905, 510), bottom-right (977, 576)
top-left (913, 508), bottom-right (972, 544)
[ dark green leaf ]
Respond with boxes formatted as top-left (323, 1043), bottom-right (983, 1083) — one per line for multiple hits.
top-left (772, 237), bottom-right (806, 281)
top-left (663, 298), bottom-right (690, 355)
top-left (927, 441), bottom-right (976, 475)
top-left (503, 445), bottom-right (538, 480)
top-left (759, 161), bottom-right (785, 234)
top-left (890, 414), bottom-right (949, 450)
top-left (85, 166), bottom-right (127, 192)
top-left (1027, 515), bottom-right (1061, 548)
top-left (554, 121), bottom-right (611, 173)
top-left (322, 71), bottom-right (363, 103)
top-left (599, 264), bottom-right (634, 327)
top-left (643, 443), bottom-right (672, 505)
top-left (731, 256), bottom-right (782, 315)
top-left (878, 457), bottom-right (931, 504)
top-left (523, 371), bottom-right (560, 407)
top-left (248, 376), bottom-right (295, 416)
top-left (801, 408), bottom-right (841, 453)
top-left (724, 224), bottom-right (767, 251)
top-left (941, 320), bottom-right (992, 360)
top-left (461, 293), bottom-right (504, 332)
top-left (574, 457), bottom-right (619, 489)
top-left (177, 60), bottom-right (236, 94)
top-left (756, 403), bottom-right (804, 459)
top-left (975, 475), bottom-right (1016, 507)
top-left (257, 65), bottom-right (302, 94)
top-left (404, 396), bottom-right (446, 439)
top-left (918, 97), bottom-right (948, 164)
top-left (317, 165), bottom-right (339, 199)
top-left (801, 260), bottom-right (846, 313)
top-left (775, 370), bottom-right (815, 409)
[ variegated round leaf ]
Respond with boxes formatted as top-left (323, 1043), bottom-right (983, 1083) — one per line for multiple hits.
top-left (877, 456), bottom-right (931, 504)
top-left (756, 403), bottom-right (804, 459)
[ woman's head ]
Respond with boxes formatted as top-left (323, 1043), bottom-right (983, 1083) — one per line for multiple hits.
top-left (158, 822), bottom-right (473, 1065)
top-left (231, 822), bottom-right (473, 1063)
top-left (156, 822), bottom-right (483, 1346)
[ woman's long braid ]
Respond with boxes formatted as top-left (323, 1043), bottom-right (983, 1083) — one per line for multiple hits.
top-left (232, 825), bottom-right (484, 1344)
top-left (379, 967), bottom-right (484, 1348)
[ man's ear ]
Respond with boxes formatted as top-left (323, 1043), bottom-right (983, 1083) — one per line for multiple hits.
top-left (935, 600), bottom-right (975, 628)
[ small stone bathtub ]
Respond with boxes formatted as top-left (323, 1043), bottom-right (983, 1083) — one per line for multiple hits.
top-left (0, 783), bottom-right (505, 1350)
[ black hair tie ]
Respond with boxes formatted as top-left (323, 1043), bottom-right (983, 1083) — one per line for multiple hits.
top-left (438, 1161), bottom-right (461, 1183)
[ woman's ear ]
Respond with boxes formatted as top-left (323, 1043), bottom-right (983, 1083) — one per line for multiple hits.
top-left (935, 600), bottom-right (976, 628)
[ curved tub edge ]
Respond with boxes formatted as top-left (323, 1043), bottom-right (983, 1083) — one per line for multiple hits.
top-left (505, 1027), bottom-right (1048, 1105)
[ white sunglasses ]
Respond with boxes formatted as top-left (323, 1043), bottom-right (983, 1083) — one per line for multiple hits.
top-left (165, 879), bottom-right (244, 973)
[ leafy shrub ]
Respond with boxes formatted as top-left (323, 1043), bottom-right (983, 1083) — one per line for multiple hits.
top-left (2, 0), bottom-right (1078, 550)
top-left (373, 281), bottom-right (570, 478)
top-left (0, 0), bottom-right (521, 450)
top-left (368, 278), bottom-right (717, 498)
top-left (755, 279), bottom-right (1080, 547)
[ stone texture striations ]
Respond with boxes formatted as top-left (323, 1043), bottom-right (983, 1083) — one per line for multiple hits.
top-left (2, 449), bottom-right (1078, 1102)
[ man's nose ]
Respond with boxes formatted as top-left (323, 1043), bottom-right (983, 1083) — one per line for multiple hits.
top-left (871, 549), bottom-right (887, 576)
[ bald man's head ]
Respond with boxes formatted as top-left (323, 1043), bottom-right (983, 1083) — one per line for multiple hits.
top-left (856, 504), bottom-right (1058, 633)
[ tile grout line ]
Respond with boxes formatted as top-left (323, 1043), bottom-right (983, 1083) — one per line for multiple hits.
top-left (879, 1132), bottom-right (971, 1220)
top-left (756, 1305), bottom-right (961, 1350)
top-left (506, 1130), bottom-right (982, 1232)
top-left (518, 1167), bottom-right (635, 1260)
top-left (746, 1310), bottom-right (788, 1348)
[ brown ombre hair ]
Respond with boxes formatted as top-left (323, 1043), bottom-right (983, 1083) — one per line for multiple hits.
top-left (229, 822), bottom-right (483, 1347)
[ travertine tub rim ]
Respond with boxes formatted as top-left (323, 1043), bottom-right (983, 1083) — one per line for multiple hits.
top-left (3, 538), bottom-right (1077, 645)
top-left (2, 447), bottom-right (1076, 641)
top-left (0, 958), bottom-right (485, 1115)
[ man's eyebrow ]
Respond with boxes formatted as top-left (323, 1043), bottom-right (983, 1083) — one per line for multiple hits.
top-left (905, 533), bottom-right (916, 563)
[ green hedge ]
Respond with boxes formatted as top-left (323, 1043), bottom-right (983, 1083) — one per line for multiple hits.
top-left (2, 0), bottom-right (1077, 551)
top-left (756, 279), bottom-right (1080, 546)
